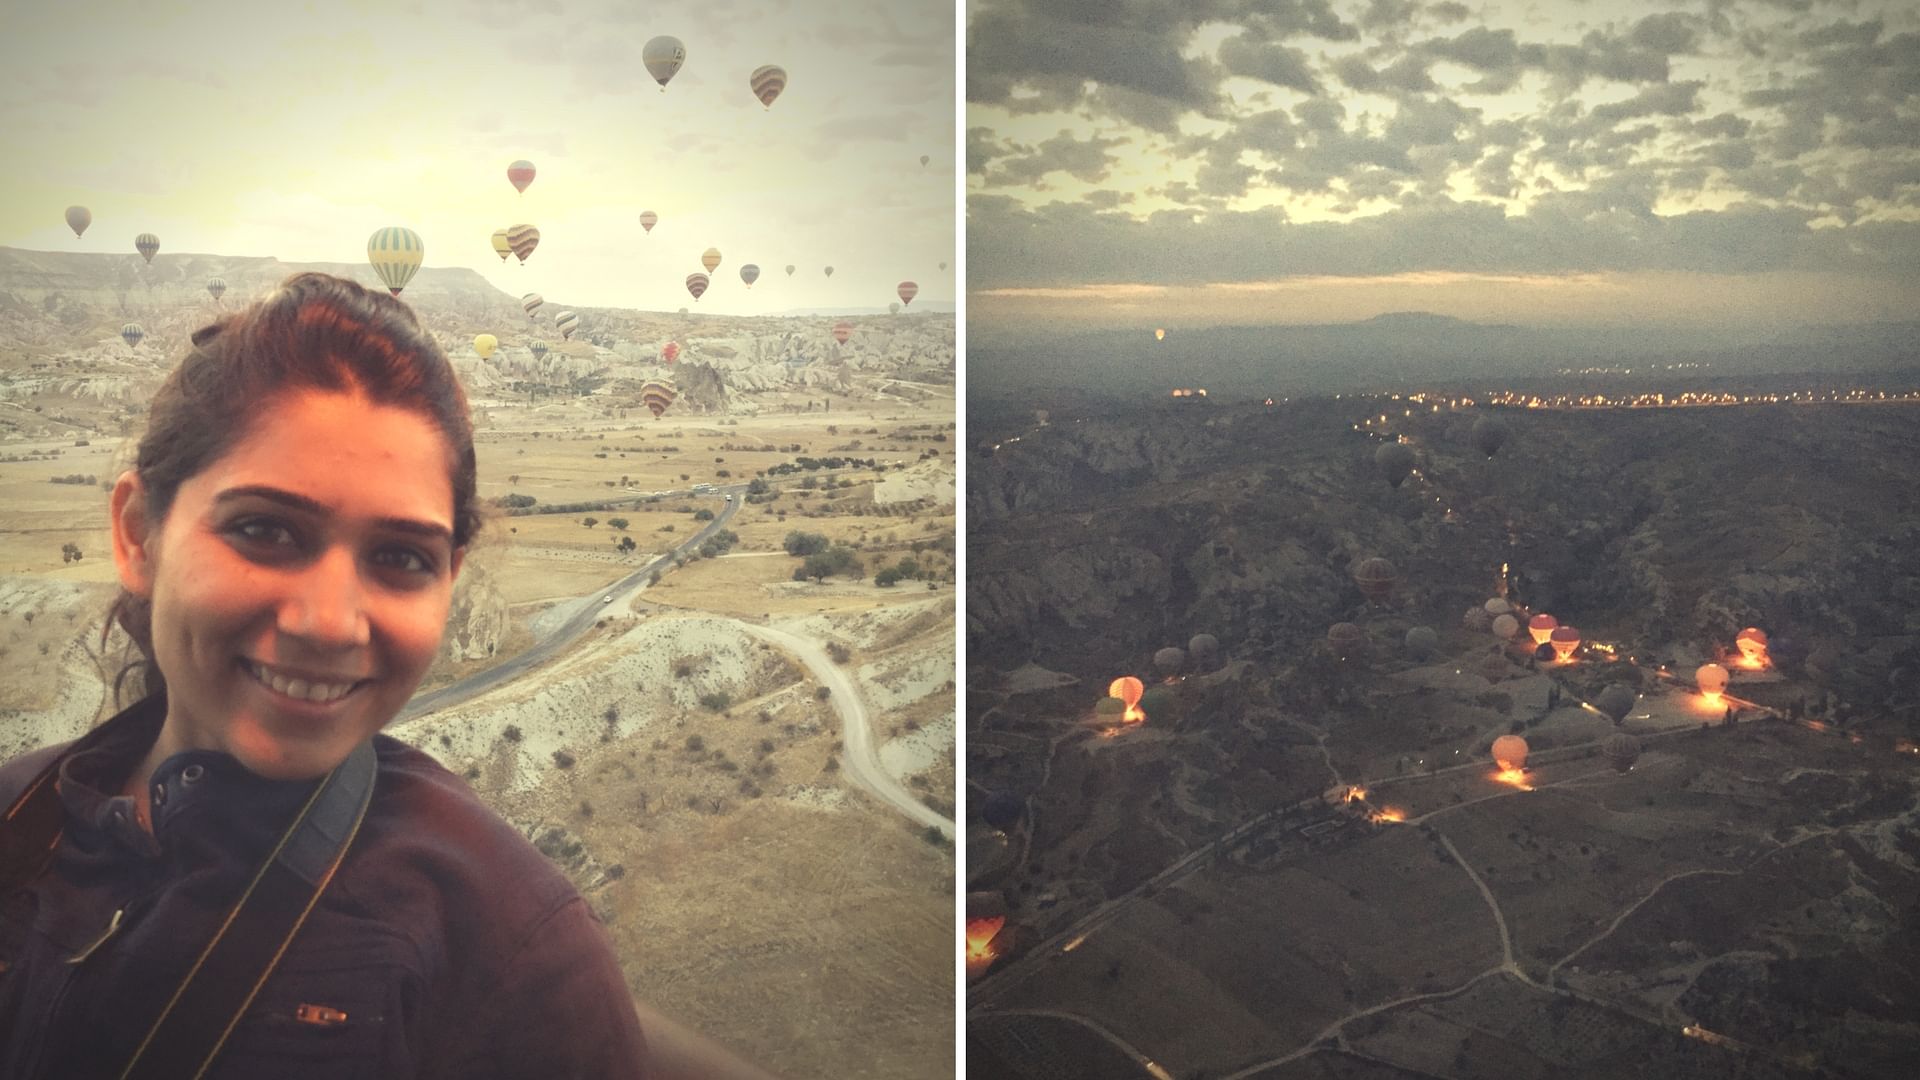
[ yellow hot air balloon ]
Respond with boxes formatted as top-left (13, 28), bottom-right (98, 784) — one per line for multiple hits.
top-left (1107, 676), bottom-right (1143, 710)
top-left (491, 229), bottom-right (512, 262)
top-left (367, 227), bottom-right (424, 296)
top-left (473, 334), bottom-right (497, 360)
top-left (1154, 328), bottom-right (1166, 341)
top-left (702, 247), bottom-right (722, 274)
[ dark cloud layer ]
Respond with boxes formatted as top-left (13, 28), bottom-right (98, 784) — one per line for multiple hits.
top-left (968, 0), bottom-right (1920, 288)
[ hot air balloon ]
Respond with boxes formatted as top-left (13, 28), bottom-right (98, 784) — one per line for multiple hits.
top-left (981, 791), bottom-right (1023, 833)
top-left (1549, 626), bottom-right (1581, 660)
top-left (685, 273), bottom-right (709, 301)
top-left (888, 302), bottom-right (901, 315)
top-left (492, 228), bottom-right (512, 261)
top-left (1484, 598), bottom-right (1512, 616)
top-left (1375, 442), bottom-right (1415, 488)
top-left (1094, 697), bottom-right (1126, 721)
top-left (640, 379), bottom-right (677, 418)
top-left (1735, 627), bottom-right (1769, 666)
top-left (661, 341), bottom-right (680, 364)
top-left (643, 36), bottom-right (686, 89)
top-left (522, 293), bottom-right (544, 319)
top-left (832, 322), bottom-right (852, 345)
top-left (135, 233), bottom-right (159, 264)
top-left (939, 261), bottom-right (949, 271)
top-left (639, 211), bottom-right (658, 234)
top-left (1528, 614), bottom-right (1558, 645)
top-left (120, 323), bottom-right (144, 350)
top-left (702, 247), bottom-right (722, 274)
top-left (740, 264), bottom-right (760, 288)
top-left (65, 206), bottom-right (90, 238)
top-left (1108, 677), bottom-right (1143, 712)
top-left (1405, 626), bottom-right (1439, 659)
top-left (1596, 684), bottom-right (1636, 723)
top-left (1154, 328), bottom-right (1166, 341)
top-left (1533, 642), bottom-right (1555, 662)
top-left (473, 333), bottom-right (497, 360)
top-left (824, 266), bottom-right (834, 278)
top-left (897, 281), bottom-right (918, 306)
top-left (920, 155), bottom-right (930, 167)
top-left (1189, 634), bottom-right (1219, 670)
top-left (1492, 613), bottom-right (1519, 640)
top-left (1463, 607), bottom-right (1493, 633)
top-left (205, 278), bottom-right (226, 303)
top-left (529, 340), bottom-right (549, 361)
top-left (507, 224), bottom-right (540, 264)
top-left (367, 226), bottom-right (424, 296)
top-left (749, 64), bottom-right (787, 109)
top-left (1353, 557), bottom-right (1398, 603)
top-left (1481, 651), bottom-right (1511, 683)
top-left (1328, 622), bottom-right (1367, 658)
top-left (1139, 686), bottom-right (1178, 723)
top-left (1153, 647), bottom-right (1186, 678)
top-left (507, 159), bottom-right (536, 194)
top-left (1491, 734), bottom-right (1529, 772)
top-left (1603, 732), bottom-right (1640, 773)
top-left (1696, 663), bottom-right (1729, 697)
top-left (1471, 416), bottom-right (1508, 458)
top-left (555, 311), bottom-right (579, 340)
top-left (785, 265), bottom-right (795, 277)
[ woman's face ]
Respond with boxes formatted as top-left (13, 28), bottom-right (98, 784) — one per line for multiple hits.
top-left (112, 390), bottom-right (465, 780)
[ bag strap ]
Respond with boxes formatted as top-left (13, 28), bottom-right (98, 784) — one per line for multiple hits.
top-left (114, 740), bottom-right (378, 1080)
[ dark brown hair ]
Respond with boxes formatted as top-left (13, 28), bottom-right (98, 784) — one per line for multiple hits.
top-left (106, 272), bottom-right (484, 705)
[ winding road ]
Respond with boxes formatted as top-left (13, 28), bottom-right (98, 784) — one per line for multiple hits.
top-left (741, 622), bottom-right (956, 839)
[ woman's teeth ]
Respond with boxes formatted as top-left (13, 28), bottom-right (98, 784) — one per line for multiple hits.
top-left (247, 660), bottom-right (360, 703)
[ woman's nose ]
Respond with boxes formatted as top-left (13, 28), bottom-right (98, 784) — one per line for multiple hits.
top-left (279, 546), bottom-right (371, 647)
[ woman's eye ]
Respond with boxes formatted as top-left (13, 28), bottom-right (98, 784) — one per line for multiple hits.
top-left (377, 548), bottom-right (435, 575)
top-left (232, 518), bottom-right (296, 547)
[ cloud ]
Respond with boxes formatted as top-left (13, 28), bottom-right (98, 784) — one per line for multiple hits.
top-left (1217, 34), bottom-right (1322, 94)
top-left (983, 130), bottom-right (1130, 188)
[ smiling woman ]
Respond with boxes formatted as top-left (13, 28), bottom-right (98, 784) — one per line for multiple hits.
top-left (0, 273), bottom-right (780, 1080)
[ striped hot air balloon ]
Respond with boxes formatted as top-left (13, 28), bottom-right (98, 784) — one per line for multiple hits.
top-left (507, 159), bottom-right (536, 194)
top-left (555, 311), bottom-right (579, 340)
top-left (367, 227), bottom-right (424, 296)
top-left (522, 293), bottom-right (544, 319)
top-left (491, 229), bottom-right (512, 262)
top-left (701, 247), bottom-right (722, 274)
top-left (661, 341), bottom-right (679, 364)
top-left (640, 379), bottom-right (677, 418)
top-left (639, 210), bottom-right (658, 234)
top-left (135, 233), bottom-right (159, 264)
top-left (206, 278), bottom-right (226, 303)
top-left (739, 264), bottom-right (760, 288)
top-left (506, 223), bottom-right (540, 264)
top-left (749, 64), bottom-right (787, 109)
top-left (529, 340), bottom-right (549, 361)
top-left (65, 206), bottom-right (90, 238)
top-left (832, 321), bottom-right (852, 345)
top-left (643, 36), bottom-right (686, 90)
top-left (120, 323), bottom-right (144, 350)
top-left (897, 281), bottom-right (918, 306)
top-left (685, 273), bottom-right (709, 301)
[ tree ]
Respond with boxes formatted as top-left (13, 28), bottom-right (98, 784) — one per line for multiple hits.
top-left (608, 517), bottom-right (629, 530)
top-left (799, 545), bottom-right (861, 583)
top-left (618, 536), bottom-right (637, 554)
top-left (582, 517), bottom-right (598, 528)
top-left (747, 477), bottom-right (769, 495)
top-left (783, 531), bottom-right (829, 557)
top-left (693, 508), bottom-right (715, 522)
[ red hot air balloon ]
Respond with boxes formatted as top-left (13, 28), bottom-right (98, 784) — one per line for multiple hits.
top-left (1108, 677), bottom-right (1143, 711)
top-left (507, 159), bottom-right (536, 194)
top-left (639, 211), bottom-right (658, 234)
top-left (1327, 623), bottom-right (1367, 658)
top-left (685, 273), bottom-right (709, 301)
top-left (1735, 627), bottom-right (1769, 667)
top-left (1491, 734), bottom-right (1528, 772)
top-left (1352, 557), bottom-right (1397, 603)
top-left (1549, 626), bottom-right (1581, 661)
top-left (832, 321), bottom-right (852, 345)
top-left (1527, 613), bottom-right (1558, 645)
top-left (661, 341), bottom-right (680, 364)
top-left (897, 281), bottom-right (918, 306)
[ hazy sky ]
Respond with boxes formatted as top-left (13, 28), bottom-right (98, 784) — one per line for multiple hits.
top-left (0, 0), bottom-right (956, 314)
top-left (966, 0), bottom-right (1919, 330)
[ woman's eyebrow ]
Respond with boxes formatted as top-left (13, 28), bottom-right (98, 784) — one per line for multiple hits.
top-left (214, 484), bottom-right (454, 545)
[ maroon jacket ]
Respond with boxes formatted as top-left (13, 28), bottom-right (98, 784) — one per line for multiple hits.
top-left (0, 692), bottom-right (649, 1079)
